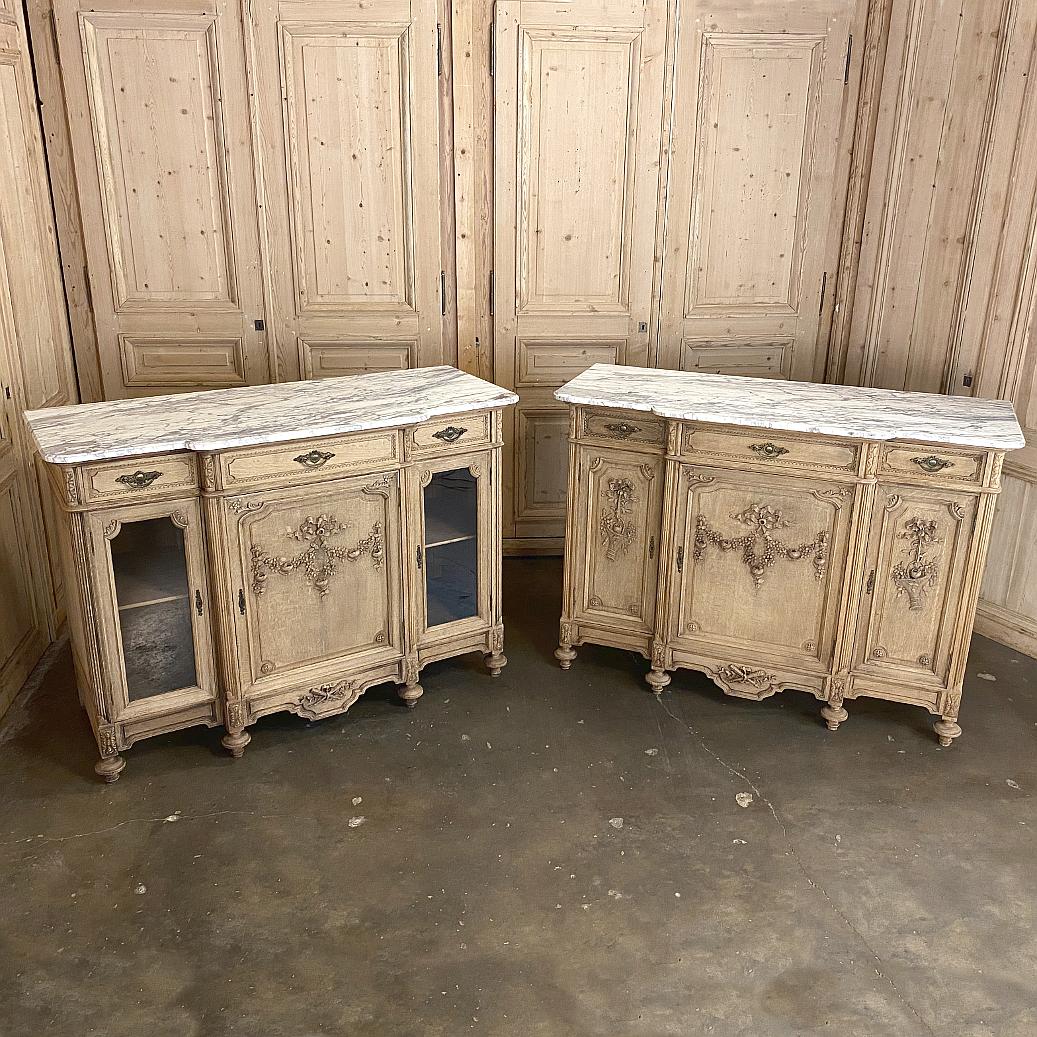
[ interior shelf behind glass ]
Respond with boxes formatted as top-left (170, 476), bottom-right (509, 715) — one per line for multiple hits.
top-left (423, 469), bottom-right (479, 626)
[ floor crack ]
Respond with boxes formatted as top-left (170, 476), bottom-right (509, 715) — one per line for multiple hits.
top-left (655, 694), bottom-right (937, 1037)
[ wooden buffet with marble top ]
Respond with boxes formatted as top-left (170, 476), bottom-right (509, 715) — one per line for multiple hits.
top-left (25, 367), bottom-right (517, 781)
top-left (553, 365), bottom-right (1025, 746)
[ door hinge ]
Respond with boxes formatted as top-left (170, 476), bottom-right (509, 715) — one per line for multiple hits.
top-left (416, 545), bottom-right (423, 570)
top-left (962, 370), bottom-right (974, 388)
top-left (2, 385), bottom-right (10, 400)
top-left (440, 270), bottom-right (447, 316)
top-left (238, 588), bottom-right (246, 615)
top-left (819, 272), bottom-right (828, 315)
top-left (865, 569), bottom-right (875, 595)
top-left (436, 23), bottom-right (443, 76)
top-left (489, 25), bottom-right (495, 76)
top-left (843, 33), bottom-right (853, 85)
top-left (489, 270), bottom-right (494, 316)
top-left (676, 545), bottom-right (684, 573)
top-left (195, 589), bottom-right (203, 616)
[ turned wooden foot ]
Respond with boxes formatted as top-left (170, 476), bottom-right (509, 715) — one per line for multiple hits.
top-left (221, 729), bottom-right (251, 758)
top-left (95, 754), bottom-right (126, 783)
top-left (934, 716), bottom-right (962, 747)
top-left (645, 668), bottom-right (671, 695)
top-left (486, 652), bottom-right (507, 677)
top-left (821, 702), bottom-right (849, 731)
top-left (399, 682), bottom-right (423, 708)
top-left (555, 645), bottom-right (577, 670)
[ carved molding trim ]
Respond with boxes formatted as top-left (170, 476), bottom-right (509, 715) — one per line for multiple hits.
top-left (229, 497), bottom-right (265, 515)
top-left (201, 454), bottom-right (217, 490)
top-left (64, 469), bottom-right (79, 505)
top-left (709, 663), bottom-right (781, 699)
top-left (102, 519), bottom-right (121, 540)
top-left (694, 503), bottom-right (828, 590)
top-left (812, 487), bottom-right (851, 508)
top-left (599, 478), bottom-right (639, 561)
top-left (225, 701), bottom-right (247, 730)
top-left (251, 514), bottom-right (383, 596)
top-left (891, 516), bottom-right (942, 610)
top-left (98, 727), bottom-right (119, 756)
top-left (170, 510), bottom-right (189, 529)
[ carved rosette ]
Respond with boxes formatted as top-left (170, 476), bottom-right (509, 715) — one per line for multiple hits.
top-left (709, 663), bottom-right (781, 700)
top-left (295, 680), bottom-right (361, 720)
top-left (891, 517), bottom-right (942, 610)
top-left (694, 503), bottom-right (828, 590)
top-left (599, 478), bottom-right (639, 561)
top-left (251, 514), bottom-right (383, 596)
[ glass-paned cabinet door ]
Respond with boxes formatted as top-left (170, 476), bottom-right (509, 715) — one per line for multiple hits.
top-left (88, 499), bottom-right (215, 717)
top-left (415, 457), bottom-right (491, 638)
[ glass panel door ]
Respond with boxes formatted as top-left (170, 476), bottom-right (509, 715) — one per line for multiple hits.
top-left (422, 468), bottom-right (479, 627)
top-left (109, 516), bottom-right (198, 701)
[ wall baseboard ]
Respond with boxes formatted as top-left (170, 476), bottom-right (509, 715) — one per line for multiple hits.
top-left (975, 599), bottom-right (1037, 660)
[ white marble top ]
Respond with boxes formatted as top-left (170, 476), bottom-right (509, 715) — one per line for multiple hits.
top-left (26, 366), bottom-right (519, 464)
top-left (555, 365), bottom-right (1025, 451)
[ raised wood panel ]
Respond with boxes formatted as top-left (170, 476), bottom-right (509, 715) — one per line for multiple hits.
top-left (517, 338), bottom-right (622, 388)
top-left (686, 35), bottom-right (823, 314)
top-left (301, 340), bottom-right (416, 379)
top-left (671, 465), bottom-right (854, 670)
top-left (250, 0), bottom-right (444, 382)
top-left (79, 14), bottom-right (236, 309)
top-left (120, 336), bottom-right (246, 388)
top-left (54, 0), bottom-right (269, 397)
top-left (681, 339), bottom-right (792, 378)
top-left (514, 405), bottom-right (569, 529)
top-left (0, 469), bottom-right (43, 697)
top-left (658, 0), bottom-right (855, 383)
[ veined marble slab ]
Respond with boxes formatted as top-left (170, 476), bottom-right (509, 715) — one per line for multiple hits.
top-left (555, 365), bottom-right (1025, 450)
top-left (26, 366), bottom-right (519, 464)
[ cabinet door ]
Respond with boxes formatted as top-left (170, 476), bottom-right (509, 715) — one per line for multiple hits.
top-left (571, 449), bottom-right (663, 634)
top-left (493, 0), bottom-right (668, 538)
top-left (86, 499), bottom-right (216, 721)
top-left (669, 465), bottom-right (855, 670)
top-left (656, 0), bottom-right (855, 382)
top-left (411, 454), bottom-right (492, 644)
top-left (854, 488), bottom-right (980, 688)
top-left (226, 471), bottom-right (403, 696)
top-left (54, 0), bottom-right (268, 398)
top-left (248, 0), bottom-right (444, 382)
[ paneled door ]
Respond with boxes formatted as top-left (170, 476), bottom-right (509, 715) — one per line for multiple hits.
top-left (54, 0), bottom-right (269, 397)
top-left (494, 0), bottom-right (668, 540)
top-left (248, 0), bottom-right (445, 382)
top-left (656, 0), bottom-right (855, 381)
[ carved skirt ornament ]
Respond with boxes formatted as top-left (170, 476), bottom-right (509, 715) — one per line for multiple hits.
top-left (600, 478), bottom-right (639, 560)
top-left (891, 516), bottom-right (941, 610)
top-left (694, 502), bottom-right (828, 590)
top-left (251, 513), bottom-right (383, 596)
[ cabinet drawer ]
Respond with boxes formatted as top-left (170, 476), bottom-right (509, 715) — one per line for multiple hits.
top-left (877, 444), bottom-right (985, 486)
top-left (580, 409), bottom-right (666, 448)
top-left (681, 426), bottom-right (860, 475)
top-left (218, 429), bottom-right (400, 490)
top-left (80, 453), bottom-right (197, 505)
top-left (408, 412), bottom-right (492, 457)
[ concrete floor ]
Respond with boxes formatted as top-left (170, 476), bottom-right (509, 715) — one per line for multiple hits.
top-left (0, 559), bottom-right (1035, 1036)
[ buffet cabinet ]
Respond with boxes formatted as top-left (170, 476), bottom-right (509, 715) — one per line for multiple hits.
top-left (32, 372), bottom-right (514, 780)
top-left (555, 375), bottom-right (1021, 747)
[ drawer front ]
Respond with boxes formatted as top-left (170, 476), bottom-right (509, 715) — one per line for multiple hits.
top-left (218, 430), bottom-right (401, 490)
top-left (408, 412), bottom-right (492, 457)
top-left (80, 453), bottom-right (197, 504)
top-left (580, 409), bottom-right (666, 448)
top-left (878, 444), bottom-right (985, 486)
top-left (682, 426), bottom-right (860, 475)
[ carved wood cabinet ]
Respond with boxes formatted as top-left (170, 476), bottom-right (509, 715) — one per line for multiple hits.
top-left (555, 366), bottom-right (1024, 746)
top-left (27, 368), bottom-right (516, 780)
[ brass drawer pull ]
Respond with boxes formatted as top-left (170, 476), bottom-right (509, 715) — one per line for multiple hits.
top-left (115, 469), bottom-right (162, 489)
top-left (911, 454), bottom-right (954, 474)
top-left (603, 421), bottom-right (641, 439)
top-left (749, 442), bottom-right (789, 459)
top-left (293, 449), bottom-right (334, 469)
top-left (432, 425), bottom-right (468, 443)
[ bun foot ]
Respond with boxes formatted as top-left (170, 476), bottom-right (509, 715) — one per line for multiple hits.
top-left (934, 717), bottom-right (962, 747)
top-left (399, 682), bottom-right (423, 709)
top-left (95, 755), bottom-right (126, 783)
top-left (821, 702), bottom-right (848, 731)
top-left (486, 652), bottom-right (507, 677)
top-left (222, 730), bottom-right (251, 758)
top-left (555, 645), bottom-right (577, 670)
top-left (645, 668), bottom-right (671, 696)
